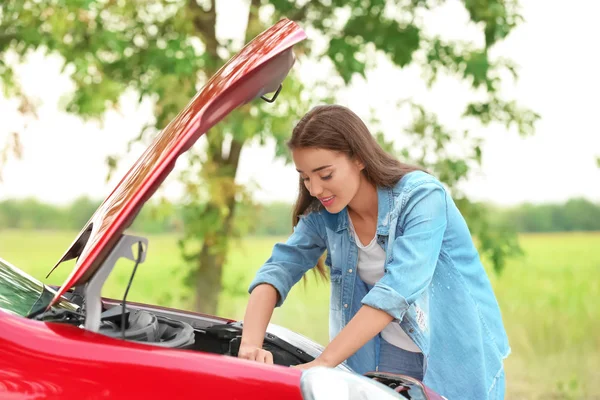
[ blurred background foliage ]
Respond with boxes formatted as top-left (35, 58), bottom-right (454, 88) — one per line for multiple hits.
top-left (0, 0), bottom-right (540, 315)
top-left (2, 196), bottom-right (600, 235)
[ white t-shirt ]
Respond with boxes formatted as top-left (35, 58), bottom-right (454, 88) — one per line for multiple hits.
top-left (349, 217), bottom-right (421, 353)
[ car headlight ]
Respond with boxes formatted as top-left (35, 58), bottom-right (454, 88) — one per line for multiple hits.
top-left (301, 367), bottom-right (401, 400)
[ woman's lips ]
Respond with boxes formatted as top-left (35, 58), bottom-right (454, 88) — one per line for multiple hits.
top-left (319, 195), bottom-right (335, 207)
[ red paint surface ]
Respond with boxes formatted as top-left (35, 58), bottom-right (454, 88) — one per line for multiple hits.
top-left (0, 309), bottom-right (303, 399)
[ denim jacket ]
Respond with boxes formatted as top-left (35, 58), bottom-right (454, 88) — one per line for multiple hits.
top-left (248, 171), bottom-right (510, 399)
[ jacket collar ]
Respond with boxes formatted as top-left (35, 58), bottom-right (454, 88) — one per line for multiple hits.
top-left (334, 185), bottom-right (394, 236)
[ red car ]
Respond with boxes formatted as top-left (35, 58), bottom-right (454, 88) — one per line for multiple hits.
top-left (0, 19), bottom-right (444, 400)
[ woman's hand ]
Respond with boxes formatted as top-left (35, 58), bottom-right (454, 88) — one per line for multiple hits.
top-left (292, 358), bottom-right (332, 370)
top-left (238, 342), bottom-right (274, 364)
top-left (296, 306), bottom-right (394, 371)
top-left (238, 284), bottom-right (278, 364)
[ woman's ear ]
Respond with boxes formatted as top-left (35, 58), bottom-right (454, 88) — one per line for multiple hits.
top-left (354, 157), bottom-right (365, 171)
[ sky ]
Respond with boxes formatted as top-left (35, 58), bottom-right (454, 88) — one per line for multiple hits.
top-left (0, 0), bottom-right (599, 207)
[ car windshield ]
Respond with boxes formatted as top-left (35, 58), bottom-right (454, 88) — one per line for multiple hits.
top-left (0, 258), bottom-right (78, 317)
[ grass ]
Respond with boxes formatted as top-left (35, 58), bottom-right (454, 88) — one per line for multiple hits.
top-left (1, 229), bottom-right (598, 399)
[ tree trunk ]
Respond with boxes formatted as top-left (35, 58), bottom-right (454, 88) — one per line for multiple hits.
top-left (188, 0), bottom-right (260, 316)
top-left (194, 230), bottom-right (225, 315)
top-left (193, 138), bottom-right (244, 315)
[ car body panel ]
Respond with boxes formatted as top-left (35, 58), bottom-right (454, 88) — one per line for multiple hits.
top-left (0, 308), bottom-right (303, 399)
top-left (48, 18), bottom-right (306, 307)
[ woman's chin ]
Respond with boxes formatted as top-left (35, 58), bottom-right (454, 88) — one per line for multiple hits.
top-left (322, 203), bottom-right (345, 214)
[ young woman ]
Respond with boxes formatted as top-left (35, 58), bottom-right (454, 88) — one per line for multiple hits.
top-left (238, 105), bottom-right (509, 399)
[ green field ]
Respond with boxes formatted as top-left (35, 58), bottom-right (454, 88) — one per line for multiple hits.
top-left (1, 230), bottom-right (598, 399)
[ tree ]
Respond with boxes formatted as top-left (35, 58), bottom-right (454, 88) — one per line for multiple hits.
top-left (1, 0), bottom-right (538, 314)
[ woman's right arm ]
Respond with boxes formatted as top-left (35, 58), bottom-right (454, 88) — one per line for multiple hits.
top-left (238, 283), bottom-right (278, 363)
top-left (239, 213), bottom-right (327, 364)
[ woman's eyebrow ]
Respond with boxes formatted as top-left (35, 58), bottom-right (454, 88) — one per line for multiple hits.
top-left (296, 165), bottom-right (333, 173)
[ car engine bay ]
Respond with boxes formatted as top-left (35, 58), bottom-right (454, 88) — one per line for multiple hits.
top-left (99, 305), bottom-right (312, 366)
top-left (42, 299), bottom-right (316, 367)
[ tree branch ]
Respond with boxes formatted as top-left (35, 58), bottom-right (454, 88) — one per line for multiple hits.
top-left (244, 0), bottom-right (262, 43)
top-left (207, 124), bottom-right (224, 164)
top-left (187, 0), bottom-right (219, 61)
top-left (287, 3), bottom-right (311, 22)
top-left (226, 138), bottom-right (244, 170)
top-left (0, 32), bottom-right (17, 43)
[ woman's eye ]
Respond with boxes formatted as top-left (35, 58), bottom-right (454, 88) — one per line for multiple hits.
top-left (321, 174), bottom-right (333, 180)
top-left (301, 177), bottom-right (309, 182)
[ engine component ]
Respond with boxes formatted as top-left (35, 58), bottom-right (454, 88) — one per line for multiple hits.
top-left (99, 306), bottom-right (194, 348)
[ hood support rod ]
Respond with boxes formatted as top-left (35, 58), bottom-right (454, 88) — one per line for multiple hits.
top-left (83, 234), bottom-right (148, 333)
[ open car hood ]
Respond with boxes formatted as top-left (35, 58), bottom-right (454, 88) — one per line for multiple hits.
top-left (47, 19), bottom-right (306, 307)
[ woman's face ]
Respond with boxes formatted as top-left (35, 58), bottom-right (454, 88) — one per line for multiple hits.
top-left (292, 147), bottom-right (364, 214)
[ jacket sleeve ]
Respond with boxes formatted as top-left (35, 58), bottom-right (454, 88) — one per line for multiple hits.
top-left (361, 182), bottom-right (447, 321)
top-left (248, 213), bottom-right (327, 307)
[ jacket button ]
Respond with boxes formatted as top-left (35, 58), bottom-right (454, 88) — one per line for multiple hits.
top-left (409, 328), bottom-right (414, 333)
top-left (348, 269), bottom-right (353, 273)
top-left (344, 304), bottom-right (349, 308)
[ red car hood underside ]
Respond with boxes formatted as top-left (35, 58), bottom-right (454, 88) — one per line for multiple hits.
top-left (47, 19), bottom-right (306, 307)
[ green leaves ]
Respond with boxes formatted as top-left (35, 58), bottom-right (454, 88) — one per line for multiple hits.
top-left (463, 50), bottom-right (490, 89)
top-left (463, 198), bottom-right (523, 275)
top-left (1, 0), bottom-right (540, 308)
top-left (325, 6), bottom-right (421, 83)
top-left (464, 97), bottom-right (540, 136)
top-left (463, 0), bottom-right (523, 47)
top-left (327, 37), bottom-right (367, 83)
top-left (65, 78), bottom-right (124, 117)
top-left (423, 37), bottom-right (499, 91)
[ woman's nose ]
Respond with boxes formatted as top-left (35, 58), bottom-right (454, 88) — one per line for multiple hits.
top-left (309, 181), bottom-right (323, 197)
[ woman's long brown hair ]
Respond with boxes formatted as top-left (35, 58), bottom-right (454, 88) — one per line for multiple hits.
top-left (287, 105), bottom-right (423, 280)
